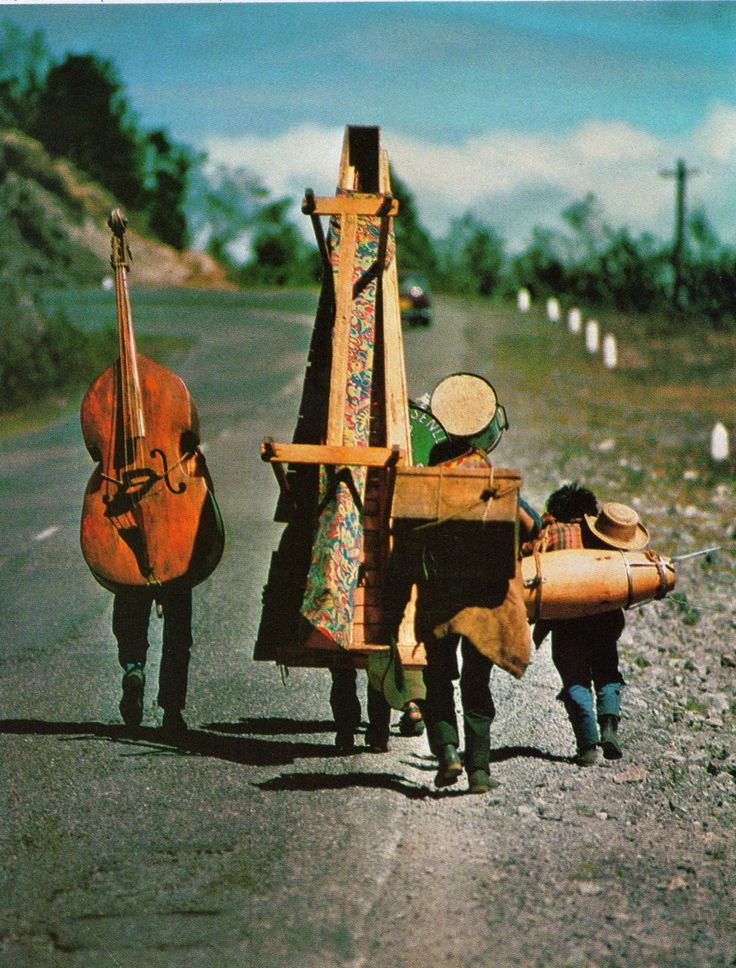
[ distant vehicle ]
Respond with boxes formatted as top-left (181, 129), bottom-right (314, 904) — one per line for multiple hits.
top-left (399, 274), bottom-right (432, 326)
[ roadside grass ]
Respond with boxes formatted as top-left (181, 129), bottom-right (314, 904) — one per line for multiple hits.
top-left (2, 287), bottom-right (317, 437)
top-left (473, 301), bottom-right (734, 541)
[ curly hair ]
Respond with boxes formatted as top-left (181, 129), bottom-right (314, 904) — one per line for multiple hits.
top-left (546, 482), bottom-right (598, 522)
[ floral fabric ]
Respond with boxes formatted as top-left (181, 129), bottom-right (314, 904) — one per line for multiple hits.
top-left (300, 194), bottom-right (393, 647)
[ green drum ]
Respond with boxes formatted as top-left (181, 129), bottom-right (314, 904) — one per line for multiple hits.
top-left (408, 403), bottom-right (467, 466)
top-left (429, 372), bottom-right (508, 454)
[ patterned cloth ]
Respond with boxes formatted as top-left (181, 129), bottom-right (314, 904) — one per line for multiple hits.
top-left (534, 520), bottom-right (585, 552)
top-left (300, 194), bottom-right (394, 647)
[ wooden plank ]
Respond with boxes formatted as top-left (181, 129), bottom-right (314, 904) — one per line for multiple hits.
top-left (260, 440), bottom-right (404, 468)
top-left (275, 643), bottom-right (426, 669)
top-left (301, 195), bottom-right (398, 217)
top-left (379, 148), bottom-right (412, 458)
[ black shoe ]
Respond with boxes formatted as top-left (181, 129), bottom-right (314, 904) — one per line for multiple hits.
top-left (599, 715), bottom-right (622, 759)
top-left (435, 744), bottom-right (463, 787)
top-left (119, 668), bottom-right (145, 728)
top-left (398, 702), bottom-right (426, 737)
top-left (160, 709), bottom-right (188, 740)
top-left (365, 726), bottom-right (390, 753)
top-left (335, 731), bottom-right (355, 755)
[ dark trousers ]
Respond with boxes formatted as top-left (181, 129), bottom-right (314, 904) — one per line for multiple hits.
top-left (329, 668), bottom-right (391, 743)
top-left (551, 612), bottom-right (625, 750)
top-left (421, 635), bottom-right (495, 773)
top-left (113, 586), bottom-right (193, 712)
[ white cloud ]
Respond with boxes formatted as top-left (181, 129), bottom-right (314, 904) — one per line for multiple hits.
top-left (202, 105), bottom-right (736, 251)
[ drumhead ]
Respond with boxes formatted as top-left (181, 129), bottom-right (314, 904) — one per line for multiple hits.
top-left (430, 373), bottom-right (498, 438)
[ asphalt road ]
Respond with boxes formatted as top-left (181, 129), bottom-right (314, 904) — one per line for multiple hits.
top-left (2, 290), bottom-right (731, 968)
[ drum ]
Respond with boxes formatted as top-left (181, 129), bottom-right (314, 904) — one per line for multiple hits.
top-left (429, 372), bottom-right (508, 453)
top-left (521, 549), bottom-right (676, 620)
top-left (408, 402), bottom-right (467, 466)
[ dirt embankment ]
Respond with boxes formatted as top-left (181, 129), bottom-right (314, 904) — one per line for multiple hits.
top-left (0, 129), bottom-right (234, 290)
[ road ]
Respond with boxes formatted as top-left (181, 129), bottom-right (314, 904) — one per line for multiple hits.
top-left (2, 289), bottom-right (733, 968)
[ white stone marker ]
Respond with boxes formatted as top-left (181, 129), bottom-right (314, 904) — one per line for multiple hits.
top-left (518, 288), bottom-right (531, 312)
top-left (585, 319), bottom-right (600, 353)
top-left (546, 297), bottom-right (561, 322)
top-left (711, 421), bottom-right (730, 461)
top-left (602, 333), bottom-right (618, 369)
top-left (568, 307), bottom-right (582, 333)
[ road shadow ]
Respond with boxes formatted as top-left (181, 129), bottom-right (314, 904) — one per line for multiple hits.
top-left (0, 718), bottom-right (337, 767)
top-left (255, 770), bottom-right (466, 800)
top-left (203, 717), bottom-right (338, 736)
top-left (490, 745), bottom-right (570, 765)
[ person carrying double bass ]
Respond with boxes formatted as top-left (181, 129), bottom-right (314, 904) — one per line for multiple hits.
top-left (80, 211), bottom-right (224, 740)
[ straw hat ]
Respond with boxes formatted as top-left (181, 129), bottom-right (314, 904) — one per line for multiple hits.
top-left (584, 502), bottom-right (650, 550)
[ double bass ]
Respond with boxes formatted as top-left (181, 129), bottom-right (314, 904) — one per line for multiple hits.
top-left (80, 210), bottom-right (224, 592)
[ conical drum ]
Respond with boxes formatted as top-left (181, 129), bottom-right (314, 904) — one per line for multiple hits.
top-left (522, 548), bottom-right (677, 621)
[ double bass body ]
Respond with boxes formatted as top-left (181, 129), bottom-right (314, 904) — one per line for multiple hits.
top-left (80, 210), bottom-right (224, 593)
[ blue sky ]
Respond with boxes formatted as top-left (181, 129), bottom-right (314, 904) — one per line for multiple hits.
top-left (3, 2), bottom-right (735, 248)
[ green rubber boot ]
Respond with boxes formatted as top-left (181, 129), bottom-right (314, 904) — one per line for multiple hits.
top-left (599, 715), bottom-right (622, 760)
top-left (435, 744), bottom-right (462, 787)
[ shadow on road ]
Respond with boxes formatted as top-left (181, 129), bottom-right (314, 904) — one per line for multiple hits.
top-left (490, 745), bottom-right (570, 765)
top-left (203, 717), bottom-right (336, 735)
top-left (0, 717), bottom-right (337, 766)
top-left (254, 770), bottom-right (466, 800)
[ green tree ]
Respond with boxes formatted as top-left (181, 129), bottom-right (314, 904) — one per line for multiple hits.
top-left (507, 227), bottom-right (567, 298)
top-left (439, 212), bottom-right (505, 296)
top-left (390, 171), bottom-right (438, 280)
top-left (239, 198), bottom-right (319, 287)
top-left (0, 20), bottom-right (49, 129)
top-left (141, 130), bottom-right (193, 250)
top-left (186, 163), bottom-right (268, 265)
top-left (31, 52), bottom-right (144, 208)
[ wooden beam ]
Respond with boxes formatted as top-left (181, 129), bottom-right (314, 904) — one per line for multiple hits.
top-left (301, 194), bottom-right (399, 217)
top-left (260, 440), bottom-right (404, 468)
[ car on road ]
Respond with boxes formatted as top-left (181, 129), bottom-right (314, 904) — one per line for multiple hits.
top-left (399, 273), bottom-right (432, 326)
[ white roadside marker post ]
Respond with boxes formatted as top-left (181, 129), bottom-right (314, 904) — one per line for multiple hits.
top-left (585, 319), bottom-right (600, 354)
top-left (546, 297), bottom-right (560, 323)
top-left (711, 421), bottom-right (730, 462)
top-left (602, 333), bottom-right (618, 369)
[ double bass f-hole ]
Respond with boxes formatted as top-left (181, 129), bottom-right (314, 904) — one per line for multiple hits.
top-left (150, 447), bottom-right (188, 494)
top-left (100, 449), bottom-right (191, 504)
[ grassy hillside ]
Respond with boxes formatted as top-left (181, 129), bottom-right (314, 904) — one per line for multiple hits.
top-left (0, 129), bottom-right (232, 289)
top-left (0, 129), bottom-right (233, 417)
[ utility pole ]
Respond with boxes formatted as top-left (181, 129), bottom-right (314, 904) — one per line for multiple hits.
top-left (660, 158), bottom-right (699, 308)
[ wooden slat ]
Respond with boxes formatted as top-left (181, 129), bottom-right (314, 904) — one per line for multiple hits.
top-left (352, 604), bottom-right (383, 625)
top-left (301, 195), bottom-right (399, 217)
top-left (379, 148), bottom-right (412, 459)
top-left (275, 643), bottom-right (426, 669)
top-left (260, 440), bottom-right (403, 468)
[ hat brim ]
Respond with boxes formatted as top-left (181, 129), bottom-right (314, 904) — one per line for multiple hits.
top-left (584, 515), bottom-right (650, 551)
